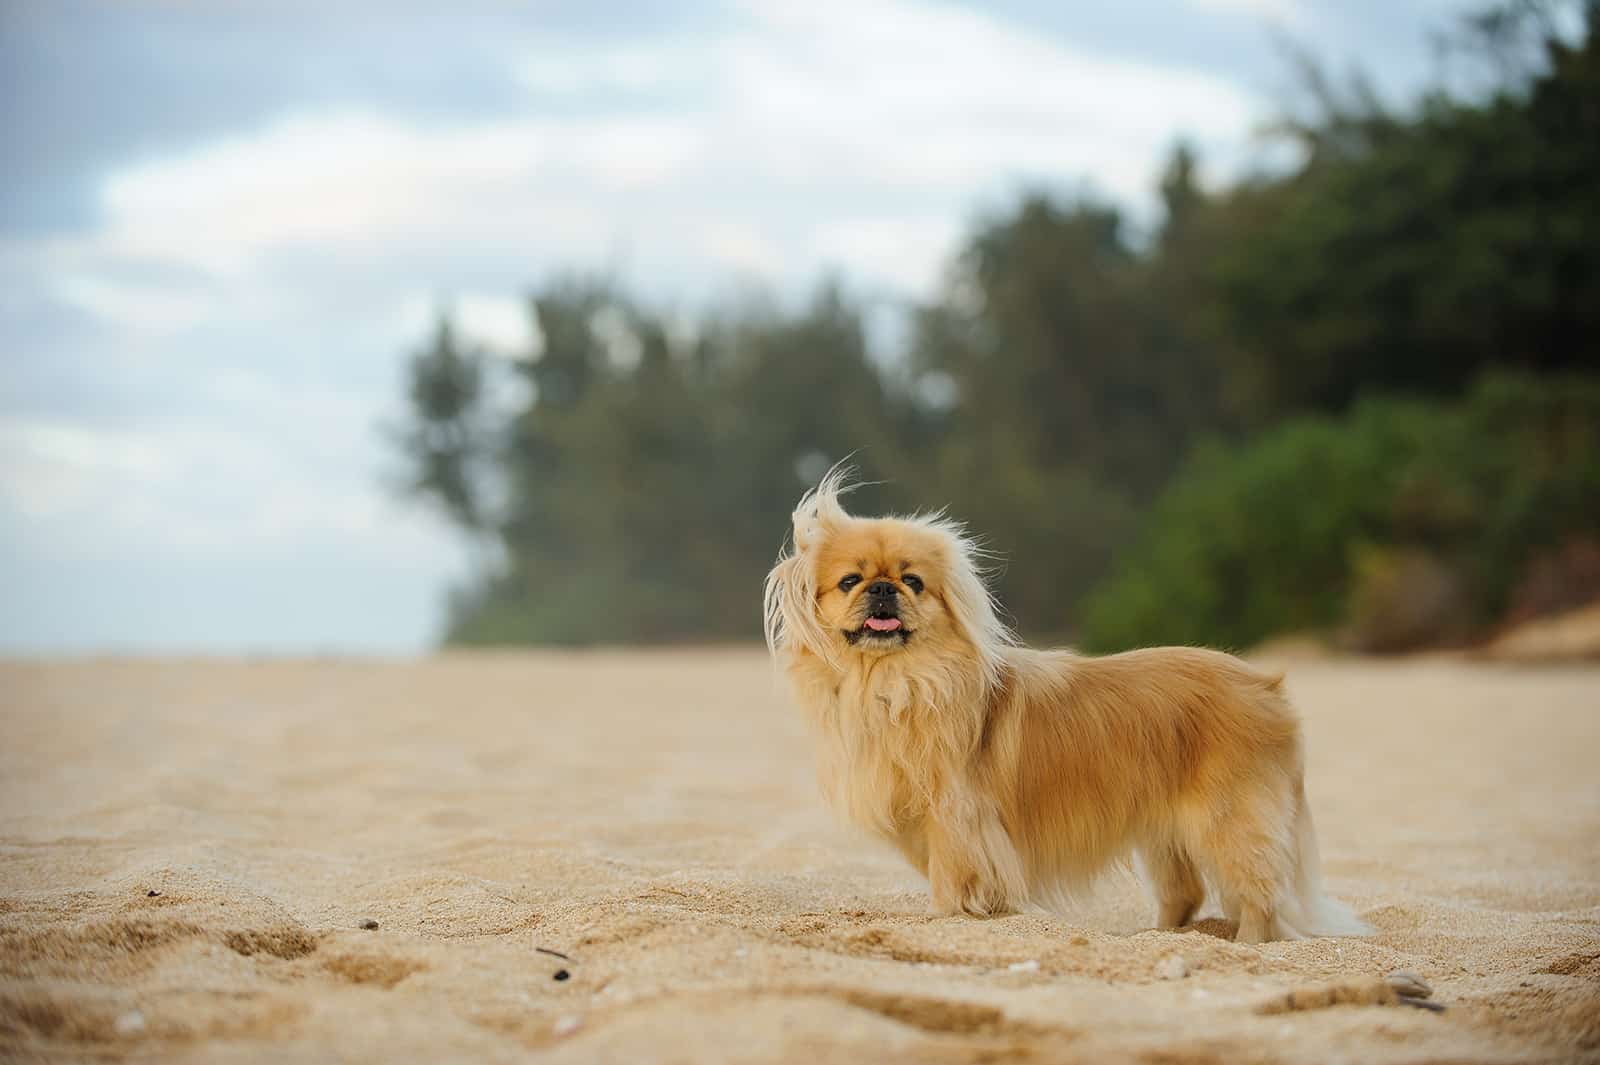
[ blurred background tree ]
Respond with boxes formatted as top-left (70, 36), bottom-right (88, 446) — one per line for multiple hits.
top-left (395, 316), bottom-right (493, 532)
top-left (397, 0), bottom-right (1599, 651)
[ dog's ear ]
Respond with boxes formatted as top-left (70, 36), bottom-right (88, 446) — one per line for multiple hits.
top-left (791, 463), bottom-right (853, 553)
top-left (763, 552), bottom-right (832, 664)
top-left (765, 464), bottom-right (856, 664)
top-left (924, 518), bottom-right (1014, 691)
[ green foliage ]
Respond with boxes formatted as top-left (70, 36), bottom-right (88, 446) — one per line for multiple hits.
top-left (394, 317), bottom-right (492, 530)
top-left (444, 282), bottom-right (916, 644)
top-left (1213, 3), bottom-right (1600, 415)
top-left (1079, 374), bottom-right (1600, 651)
top-left (911, 194), bottom-right (1225, 500)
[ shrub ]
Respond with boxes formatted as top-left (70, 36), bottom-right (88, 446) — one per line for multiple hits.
top-left (1078, 373), bottom-right (1600, 652)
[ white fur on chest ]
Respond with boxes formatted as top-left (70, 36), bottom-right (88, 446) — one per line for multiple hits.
top-left (789, 656), bottom-right (976, 837)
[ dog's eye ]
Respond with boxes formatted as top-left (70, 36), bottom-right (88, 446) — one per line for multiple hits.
top-left (902, 574), bottom-right (924, 593)
top-left (838, 574), bottom-right (862, 592)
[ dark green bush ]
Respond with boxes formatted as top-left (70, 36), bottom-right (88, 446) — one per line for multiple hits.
top-left (1078, 373), bottom-right (1600, 652)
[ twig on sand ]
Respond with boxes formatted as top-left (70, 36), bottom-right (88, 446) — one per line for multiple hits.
top-left (1256, 971), bottom-right (1444, 1015)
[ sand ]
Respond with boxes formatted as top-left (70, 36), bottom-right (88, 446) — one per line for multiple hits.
top-left (1481, 603), bottom-right (1600, 663)
top-left (1, 650), bottom-right (1597, 1064)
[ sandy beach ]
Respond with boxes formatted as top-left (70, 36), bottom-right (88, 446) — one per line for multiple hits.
top-left (2, 649), bottom-right (1597, 1063)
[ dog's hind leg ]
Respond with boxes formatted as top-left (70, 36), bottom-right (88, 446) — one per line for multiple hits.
top-left (1195, 788), bottom-right (1297, 943)
top-left (1142, 843), bottom-right (1205, 929)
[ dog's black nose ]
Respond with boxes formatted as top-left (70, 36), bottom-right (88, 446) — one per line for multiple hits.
top-left (866, 581), bottom-right (896, 598)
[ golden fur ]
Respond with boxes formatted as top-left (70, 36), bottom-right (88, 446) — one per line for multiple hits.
top-left (763, 470), bottom-right (1368, 943)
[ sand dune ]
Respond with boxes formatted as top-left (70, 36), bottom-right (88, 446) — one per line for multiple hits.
top-left (2, 651), bottom-right (1597, 1063)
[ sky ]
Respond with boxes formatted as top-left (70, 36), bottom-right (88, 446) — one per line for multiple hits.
top-left (1, 0), bottom-right (1472, 655)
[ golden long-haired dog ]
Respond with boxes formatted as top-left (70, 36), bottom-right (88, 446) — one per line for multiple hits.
top-left (763, 471), bottom-right (1367, 943)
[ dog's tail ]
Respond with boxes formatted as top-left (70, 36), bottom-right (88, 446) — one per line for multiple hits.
top-left (1274, 785), bottom-right (1371, 939)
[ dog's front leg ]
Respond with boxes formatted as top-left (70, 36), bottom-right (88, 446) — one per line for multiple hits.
top-left (926, 814), bottom-right (982, 916)
top-left (924, 793), bottom-right (1023, 918)
top-left (891, 821), bottom-right (930, 879)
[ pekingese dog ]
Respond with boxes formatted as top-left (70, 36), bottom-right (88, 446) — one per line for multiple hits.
top-left (763, 470), bottom-right (1367, 942)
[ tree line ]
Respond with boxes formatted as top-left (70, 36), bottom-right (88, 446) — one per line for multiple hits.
top-left (395, 1), bottom-right (1599, 650)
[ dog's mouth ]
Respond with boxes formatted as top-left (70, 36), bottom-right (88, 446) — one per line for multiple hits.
top-left (843, 612), bottom-right (910, 645)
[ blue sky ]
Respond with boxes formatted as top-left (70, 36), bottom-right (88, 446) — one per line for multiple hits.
top-left (1, 0), bottom-right (1471, 654)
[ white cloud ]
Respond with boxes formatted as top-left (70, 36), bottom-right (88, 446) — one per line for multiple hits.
top-left (516, 42), bottom-right (690, 96)
top-left (809, 216), bottom-right (964, 297)
top-left (699, 223), bottom-right (788, 280)
top-left (727, 0), bottom-right (1257, 176)
top-left (458, 294), bottom-right (541, 359)
top-left (79, 111), bottom-right (696, 278)
top-left (0, 419), bottom-right (172, 519)
top-left (1186, 0), bottom-right (1303, 23)
top-left (53, 273), bottom-right (214, 338)
top-left (2, 414), bottom-right (361, 550)
top-left (48, 0), bottom-right (1262, 306)
top-left (394, 291), bottom-right (541, 359)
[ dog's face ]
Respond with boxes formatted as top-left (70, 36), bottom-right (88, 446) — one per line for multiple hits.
top-left (811, 518), bottom-right (957, 658)
top-left (764, 471), bottom-right (1010, 683)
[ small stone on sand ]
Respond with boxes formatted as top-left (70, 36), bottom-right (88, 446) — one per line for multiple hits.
top-left (553, 1015), bottom-right (582, 1037)
top-left (1384, 970), bottom-right (1432, 999)
top-left (1158, 955), bottom-right (1189, 980)
top-left (114, 1010), bottom-right (146, 1036)
top-left (1007, 959), bottom-right (1040, 973)
top-left (360, 919), bottom-right (379, 930)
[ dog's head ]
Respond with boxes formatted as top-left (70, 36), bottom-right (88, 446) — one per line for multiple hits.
top-left (763, 468), bottom-right (1012, 687)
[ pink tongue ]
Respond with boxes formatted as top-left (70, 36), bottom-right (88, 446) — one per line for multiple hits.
top-left (864, 616), bottom-right (902, 632)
